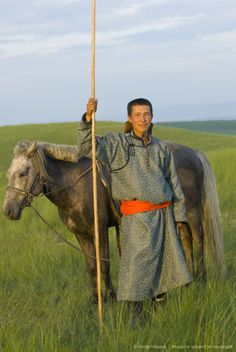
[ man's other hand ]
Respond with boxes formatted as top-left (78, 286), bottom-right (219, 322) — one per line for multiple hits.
top-left (176, 222), bottom-right (184, 229)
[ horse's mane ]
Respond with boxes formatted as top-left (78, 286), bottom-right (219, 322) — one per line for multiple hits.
top-left (13, 141), bottom-right (32, 157)
top-left (38, 142), bottom-right (79, 163)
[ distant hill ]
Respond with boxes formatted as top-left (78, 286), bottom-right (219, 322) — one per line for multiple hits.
top-left (159, 120), bottom-right (236, 135)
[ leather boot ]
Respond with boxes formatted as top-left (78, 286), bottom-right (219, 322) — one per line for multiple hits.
top-left (152, 293), bottom-right (167, 309)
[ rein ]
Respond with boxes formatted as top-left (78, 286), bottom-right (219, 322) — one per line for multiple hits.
top-left (29, 205), bottom-right (109, 262)
top-left (42, 165), bottom-right (93, 198)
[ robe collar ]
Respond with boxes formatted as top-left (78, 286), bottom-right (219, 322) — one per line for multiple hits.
top-left (126, 130), bottom-right (152, 147)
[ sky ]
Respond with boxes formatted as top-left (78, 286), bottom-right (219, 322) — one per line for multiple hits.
top-left (0, 0), bottom-right (236, 125)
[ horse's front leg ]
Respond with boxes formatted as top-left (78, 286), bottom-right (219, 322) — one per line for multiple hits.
top-left (75, 233), bottom-right (99, 303)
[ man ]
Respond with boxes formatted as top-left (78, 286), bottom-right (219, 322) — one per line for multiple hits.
top-left (77, 97), bottom-right (192, 321)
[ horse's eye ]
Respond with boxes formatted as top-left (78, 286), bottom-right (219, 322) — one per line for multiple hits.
top-left (19, 169), bottom-right (29, 177)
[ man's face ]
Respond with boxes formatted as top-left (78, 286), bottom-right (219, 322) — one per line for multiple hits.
top-left (128, 104), bottom-right (153, 137)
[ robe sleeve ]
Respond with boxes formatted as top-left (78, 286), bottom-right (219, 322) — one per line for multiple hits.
top-left (77, 113), bottom-right (116, 166)
top-left (168, 150), bottom-right (187, 222)
top-left (77, 113), bottom-right (94, 159)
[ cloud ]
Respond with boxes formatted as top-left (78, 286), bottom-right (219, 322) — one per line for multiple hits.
top-left (0, 15), bottom-right (196, 58)
top-left (99, 28), bottom-right (236, 75)
top-left (97, 15), bottom-right (195, 43)
top-left (101, 0), bottom-right (163, 19)
top-left (35, 0), bottom-right (85, 5)
top-left (198, 29), bottom-right (236, 47)
top-left (0, 32), bottom-right (88, 58)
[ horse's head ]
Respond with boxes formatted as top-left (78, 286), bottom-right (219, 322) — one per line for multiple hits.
top-left (2, 141), bottom-right (48, 220)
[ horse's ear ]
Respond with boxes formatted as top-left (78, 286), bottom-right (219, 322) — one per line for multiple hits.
top-left (26, 141), bottom-right (38, 157)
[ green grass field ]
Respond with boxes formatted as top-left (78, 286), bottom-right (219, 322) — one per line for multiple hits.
top-left (0, 122), bottom-right (235, 351)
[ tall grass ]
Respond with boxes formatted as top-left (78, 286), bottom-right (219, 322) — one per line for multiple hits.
top-left (0, 122), bottom-right (235, 351)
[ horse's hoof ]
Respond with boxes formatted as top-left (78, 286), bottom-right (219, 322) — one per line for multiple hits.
top-left (103, 290), bottom-right (116, 303)
top-left (90, 295), bottom-right (99, 305)
top-left (194, 272), bottom-right (207, 283)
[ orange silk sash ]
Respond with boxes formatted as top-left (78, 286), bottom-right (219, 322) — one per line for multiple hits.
top-left (120, 199), bottom-right (172, 216)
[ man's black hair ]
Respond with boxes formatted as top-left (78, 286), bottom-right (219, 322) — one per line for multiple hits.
top-left (127, 98), bottom-right (153, 116)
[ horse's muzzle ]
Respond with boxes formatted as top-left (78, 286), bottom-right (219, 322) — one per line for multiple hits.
top-left (2, 199), bottom-right (22, 220)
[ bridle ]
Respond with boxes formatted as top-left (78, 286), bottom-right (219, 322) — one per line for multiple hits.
top-left (6, 172), bottom-right (44, 207)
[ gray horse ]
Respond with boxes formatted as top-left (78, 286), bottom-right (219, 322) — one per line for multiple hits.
top-left (2, 140), bottom-right (224, 302)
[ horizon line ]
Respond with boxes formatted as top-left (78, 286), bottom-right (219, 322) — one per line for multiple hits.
top-left (1, 117), bottom-right (236, 128)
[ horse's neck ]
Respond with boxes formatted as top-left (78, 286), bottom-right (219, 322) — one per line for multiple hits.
top-left (43, 157), bottom-right (71, 198)
top-left (43, 156), bottom-right (91, 204)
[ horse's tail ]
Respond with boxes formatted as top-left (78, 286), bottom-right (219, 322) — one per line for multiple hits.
top-left (196, 151), bottom-right (224, 272)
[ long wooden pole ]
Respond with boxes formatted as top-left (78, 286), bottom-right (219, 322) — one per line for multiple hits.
top-left (91, 0), bottom-right (103, 329)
